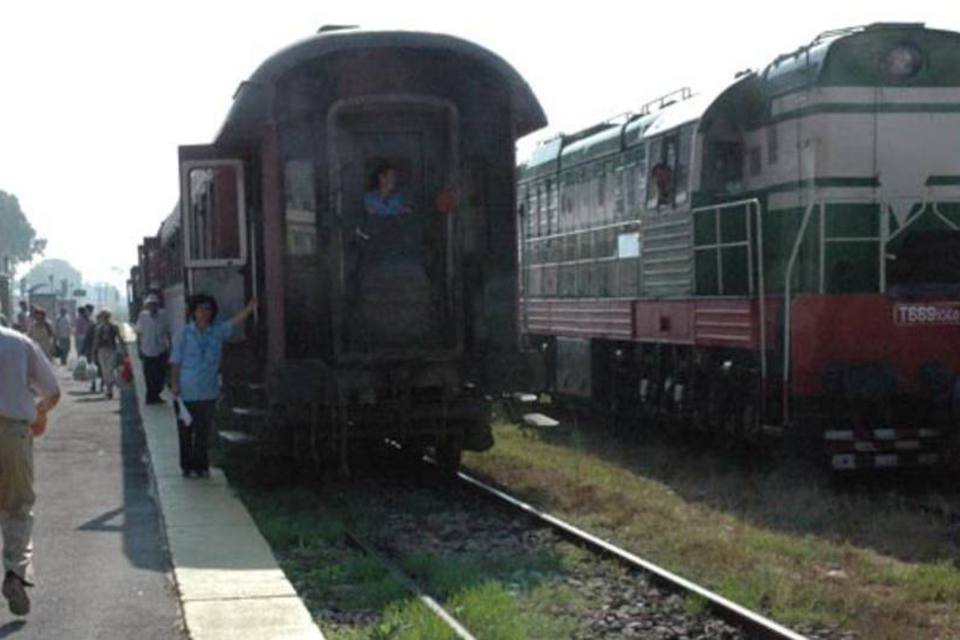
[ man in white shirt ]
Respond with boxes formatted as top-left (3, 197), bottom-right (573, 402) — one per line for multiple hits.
top-left (135, 294), bottom-right (170, 404)
top-left (0, 324), bottom-right (60, 616)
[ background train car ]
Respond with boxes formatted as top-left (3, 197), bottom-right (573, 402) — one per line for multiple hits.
top-left (518, 23), bottom-right (960, 470)
top-left (146, 27), bottom-right (545, 473)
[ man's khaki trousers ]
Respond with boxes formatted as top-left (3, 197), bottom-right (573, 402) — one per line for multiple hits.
top-left (0, 417), bottom-right (34, 582)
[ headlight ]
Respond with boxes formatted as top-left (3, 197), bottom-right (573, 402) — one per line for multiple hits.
top-left (884, 44), bottom-right (923, 80)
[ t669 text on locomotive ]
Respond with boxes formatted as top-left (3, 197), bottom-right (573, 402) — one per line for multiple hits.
top-left (517, 23), bottom-right (960, 470)
top-left (134, 27), bottom-right (546, 473)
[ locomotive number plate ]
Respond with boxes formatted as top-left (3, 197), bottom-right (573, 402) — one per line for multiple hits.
top-left (893, 302), bottom-right (960, 326)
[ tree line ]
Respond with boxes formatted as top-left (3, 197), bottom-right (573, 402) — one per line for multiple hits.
top-left (0, 189), bottom-right (45, 270)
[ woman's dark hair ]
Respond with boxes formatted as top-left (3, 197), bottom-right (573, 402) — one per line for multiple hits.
top-left (187, 293), bottom-right (219, 321)
top-left (367, 161), bottom-right (394, 190)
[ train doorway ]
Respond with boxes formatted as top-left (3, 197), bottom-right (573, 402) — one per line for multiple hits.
top-left (330, 98), bottom-right (459, 359)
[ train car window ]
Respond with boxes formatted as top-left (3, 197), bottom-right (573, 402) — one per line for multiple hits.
top-left (557, 174), bottom-right (568, 233)
top-left (824, 203), bottom-right (880, 294)
top-left (182, 162), bottom-right (246, 266)
top-left (625, 163), bottom-right (637, 212)
top-left (596, 163), bottom-right (606, 209)
top-left (636, 145), bottom-right (648, 210)
top-left (767, 125), bottom-right (779, 165)
top-left (284, 160), bottom-right (317, 257)
top-left (545, 178), bottom-right (553, 233)
top-left (646, 138), bottom-right (663, 210)
top-left (674, 127), bottom-right (692, 206)
top-left (577, 169), bottom-right (589, 231)
top-left (749, 146), bottom-right (762, 177)
top-left (530, 184), bottom-right (540, 239)
top-left (614, 162), bottom-right (626, 220)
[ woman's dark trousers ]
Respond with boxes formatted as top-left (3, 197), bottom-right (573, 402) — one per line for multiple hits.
top-left (142, 352), bottom-right (168, 401)
top-left (178, 400), bottom-right (216, 474)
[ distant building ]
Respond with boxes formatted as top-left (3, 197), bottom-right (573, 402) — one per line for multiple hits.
top-left (21, 258), bottom-right (83, 300)
top-left (80, 281), bottom-right (127, 322)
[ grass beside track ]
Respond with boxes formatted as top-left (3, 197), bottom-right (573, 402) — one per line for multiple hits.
top-left (231, 482), bottom-right (580, 640)
top-left (463, 421), bottom-right (960, 640)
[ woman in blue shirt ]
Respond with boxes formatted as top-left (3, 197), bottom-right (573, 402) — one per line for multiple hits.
top-left (169, 293), bottom-right (256, 477)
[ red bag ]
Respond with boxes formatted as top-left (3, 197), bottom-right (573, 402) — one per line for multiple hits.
top-left (120, 357), bottom-right (133, 384)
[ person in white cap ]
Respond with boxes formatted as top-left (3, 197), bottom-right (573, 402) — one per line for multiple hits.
top-left (135, 293), bottom-right (170, 404)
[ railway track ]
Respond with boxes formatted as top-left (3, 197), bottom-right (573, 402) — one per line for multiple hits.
top-left (343, 528), bottom-right (477, 640)
top-left (450, 466), bottom-right (808, 640)
top-left (343, 462), bottom-right (753, 639)
top-left (350, 444), bottom-right (810, 639)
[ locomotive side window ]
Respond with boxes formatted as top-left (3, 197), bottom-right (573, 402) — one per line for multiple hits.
top-left (625, 160), bottom-right (637, 212)
top-left (767, 125), bottom-right (779, 165)
top-left (646, 138), bottom-right (664, 209)
top-left (544, 178), bottom-right (554, 236)
top-left (182, 162), bottom-right (247, 267)
top-left (634, 146), bottom-right (647, 213)
top-left (674, 126), bottom-right (692, 205)
top-left (614, 160), bottom-right (626, 220)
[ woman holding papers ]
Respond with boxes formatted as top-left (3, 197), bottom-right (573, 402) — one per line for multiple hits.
top-left (169, 294), bottom-right (257, 478)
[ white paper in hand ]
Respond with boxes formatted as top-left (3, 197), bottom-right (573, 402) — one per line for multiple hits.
top-left (176, 398), bottom-right (193, 427)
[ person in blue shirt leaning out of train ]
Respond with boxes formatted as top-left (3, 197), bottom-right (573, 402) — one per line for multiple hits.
top-left (169, 293), bottom-right (257, 478)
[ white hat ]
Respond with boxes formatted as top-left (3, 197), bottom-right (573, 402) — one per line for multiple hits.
top-left (145, 293), bottom-right (161, 304)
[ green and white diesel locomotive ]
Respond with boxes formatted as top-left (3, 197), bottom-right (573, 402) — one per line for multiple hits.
top-left (517, 23), bottom-right (960, 469)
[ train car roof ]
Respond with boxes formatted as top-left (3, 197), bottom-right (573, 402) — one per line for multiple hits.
top-left (760, 22), bottom-right (960, 96)
top-left (217, 28), bottom-right (546, 142)
top-left (519, 88), bottom-right (720, 174)
top-left (158, 205), bottom-right (179, 245)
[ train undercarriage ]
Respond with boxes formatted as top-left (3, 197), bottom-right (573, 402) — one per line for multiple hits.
top-left (532, 335), bottom-right (959, 471)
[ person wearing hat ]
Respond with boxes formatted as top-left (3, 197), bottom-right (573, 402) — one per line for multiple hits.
top-left (26, 308), bottom-right (54, 361)
top-left (92, 309), bottom-right (124, 399)
top-left (135, 293), bottom-right (170, 404)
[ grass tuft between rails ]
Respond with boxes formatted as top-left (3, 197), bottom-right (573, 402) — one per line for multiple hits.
top-left (464, 421), bottom-right (960, 640)
top-left (231, 478), bottom-right (578, 639)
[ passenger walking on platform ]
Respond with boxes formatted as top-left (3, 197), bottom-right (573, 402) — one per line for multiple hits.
top-left (27, 308), bottom-right (55, 360)
top-left (169, 294), bottom-right (257, 477)
top-left (54, 307), bottom-right (72, 366)
top-left (80, 306), bottom-right (99, 392)
top-left (135, 293), bottom-right (170, 404)
top-left (14, 301), bottom-right (30, 334)
top-left (0, 324), bottom-right (60, 616)
top-left (92, 310), bottom-right (124, 399)
top-left (74, 306), bottom-right (92, 362)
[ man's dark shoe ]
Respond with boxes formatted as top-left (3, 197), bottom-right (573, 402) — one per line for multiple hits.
top-left (3, 571), bottom-right (30, 616)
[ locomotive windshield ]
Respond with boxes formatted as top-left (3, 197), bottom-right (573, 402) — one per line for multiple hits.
top-left (887, 230), bottom-right (960, 298)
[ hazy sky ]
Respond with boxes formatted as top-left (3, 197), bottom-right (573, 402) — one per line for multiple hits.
top-left (1, 1), bottom-right (957, 290)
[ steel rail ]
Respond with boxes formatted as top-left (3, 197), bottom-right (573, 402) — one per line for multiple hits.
top-left (456, 468), bottom-right (808, 640)
top-left (343, 530), bottom-right (477, 640)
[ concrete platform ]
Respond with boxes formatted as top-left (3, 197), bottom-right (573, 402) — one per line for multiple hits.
top-left (129, 350), bottom-right (324, 640)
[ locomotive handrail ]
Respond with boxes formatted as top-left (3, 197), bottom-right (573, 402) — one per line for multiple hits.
top-left (781, 201), bottom-right (819, 427)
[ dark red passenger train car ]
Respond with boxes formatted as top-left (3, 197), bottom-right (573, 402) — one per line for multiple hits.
top-left (141, 27), bottom-right (546, 472)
